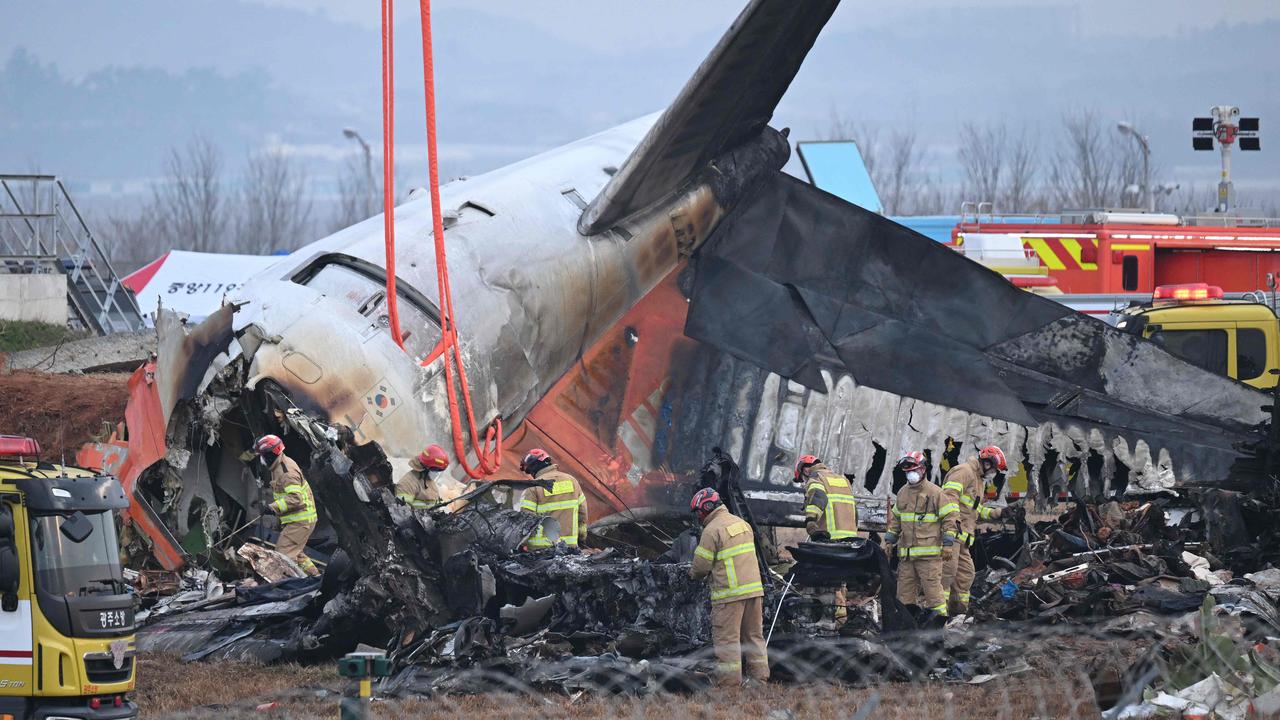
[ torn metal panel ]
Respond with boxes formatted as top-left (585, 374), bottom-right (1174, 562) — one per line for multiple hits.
top-left (685, 172), bottom-right (1267, 494)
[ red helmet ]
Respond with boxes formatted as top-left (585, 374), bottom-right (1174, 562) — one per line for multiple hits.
top-left (691, 487), bottom-right (721, 518)
top-left (793, 454), bottom-right (820, 482)
top-left (898, 451), bottom-right (926, 472)
top-left (520, 448), bottom-right (552, 474)
top-left (416, 444), bottom-right (449, 471)
top-left (253, 434), bottom-right (284, 456)
top-left (979, 445), bottom-right (1008, 471)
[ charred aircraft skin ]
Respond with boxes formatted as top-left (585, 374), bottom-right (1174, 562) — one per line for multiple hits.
top-left (207, 120), bottom-right (788, 494)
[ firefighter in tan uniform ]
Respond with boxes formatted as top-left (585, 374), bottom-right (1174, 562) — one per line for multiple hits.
top-left (689, 488), bottom-right (768, 685)
top-left (794, 454), bottom-right (859, 626)
top-left (517, 449), bottom-right (588, 549)
top-left (253, 434), bottom-right (320, 577)
top-left (396, 444), bottom-right (449, 509)
top-left (940, 445), bottom-right (1019, 615)
top-left (884, 452), bottom-right (957, 617)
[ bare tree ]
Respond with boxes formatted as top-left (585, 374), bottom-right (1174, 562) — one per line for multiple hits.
top-left (880, 128), bottom-right (925, 215)
top-left (99, 205), bottom-right (161, 274)
top-left (1047, 111), bottom-right (1129, 209)
top-left (911, 177), bottom-right (957, 216)
top-left (1004, 130), bottom-right (1041, 212)
top-left (152, 137), bottom-right (227, 253)
top-left (331, 152), bottom-right (378, 232)
top-left (237, 149), bottom-right (313, 253)
top-left (958, 123), bottom-right (1006, 206)
top-left (329, 152), bottom-right (413, 233)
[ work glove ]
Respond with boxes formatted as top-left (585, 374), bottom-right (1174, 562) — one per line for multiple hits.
top-left (883, 531), bottom-right (898, 545)
top-left (811, 531), bottom-right (831, 542)
top-left (942, 532), bottom-right (955, 547)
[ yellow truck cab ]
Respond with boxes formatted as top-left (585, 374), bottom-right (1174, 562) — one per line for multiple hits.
top-left (0, 436), bottom-right (137, 720)
top-left (1116, 283), bottom-right (1279, 390)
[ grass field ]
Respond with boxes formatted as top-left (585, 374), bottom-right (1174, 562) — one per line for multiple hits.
top-left (0, 319), bottom-right (87, 353)
top-left (136, 653), bottom-right (1103, 719)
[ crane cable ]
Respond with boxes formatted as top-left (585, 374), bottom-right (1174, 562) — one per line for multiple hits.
top-left (380, 0), bottom-right (502, 478)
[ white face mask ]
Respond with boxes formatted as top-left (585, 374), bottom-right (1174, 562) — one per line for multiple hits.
top-left (906, 470), bottom-right (922, 484)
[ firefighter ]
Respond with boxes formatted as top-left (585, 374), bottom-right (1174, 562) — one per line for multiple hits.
top-left (254, 434), bottom-right (320, 577)
top-left (794, 454), bottom-right (859, 626)
top-left (940, 445), bottom-right (1021, 616)
top-left (688, 487), bottom-right (769, 685)
top-left (396, 444), bottom-right (449, 509)
top-left (884, 451), bottom-right (957, 618)
top-left (517, 449), bottom-right (588, 549)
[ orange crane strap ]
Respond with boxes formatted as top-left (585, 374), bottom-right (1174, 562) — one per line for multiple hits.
top-left (380, 0), bottom-right (501, 477)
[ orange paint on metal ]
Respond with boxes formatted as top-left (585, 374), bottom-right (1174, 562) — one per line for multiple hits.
top-left (509, 265), bottom-right (697, 521)
top-left (75, 360), bottom-right (187, 571)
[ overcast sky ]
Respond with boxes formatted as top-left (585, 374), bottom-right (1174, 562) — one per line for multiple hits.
top-left (3, 0), bottom-right (1277, 208)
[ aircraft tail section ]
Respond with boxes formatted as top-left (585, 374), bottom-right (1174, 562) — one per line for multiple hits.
top-left (577, 0), bottom-right (841, 235)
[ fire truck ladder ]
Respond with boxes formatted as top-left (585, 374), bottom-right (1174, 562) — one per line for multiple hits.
top-left (0, 174), bottom-right (144, 334)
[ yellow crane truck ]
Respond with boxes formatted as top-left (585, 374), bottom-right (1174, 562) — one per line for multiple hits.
top-left (0, 435), bottom-right (136, 720)
top-left (1115, 282), bottom-right (1280, 390)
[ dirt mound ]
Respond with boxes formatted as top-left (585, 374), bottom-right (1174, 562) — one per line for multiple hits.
top-left (0, 370), bottom-right (130, 459)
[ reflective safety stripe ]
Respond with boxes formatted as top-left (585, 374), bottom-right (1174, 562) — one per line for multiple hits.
top-left (891, 505), bottom-right (902, 517)
top-left (526, 530), bottom-right (580, 546)
top-left (960, 493), bottom-right (978, 509)
top-left (710, 539), bottom-right (760, 601)
top-left (397, 492), bottom-right (431, 509)
top-left (524, 482), bottom-right (586, 547)
top-left (710, 581), bottom-right (764, 601)
top-left (942, 481), bottom-right (964, 493)
top-left (955, 530), bottom-right (974, 545)
top-left (825, 492), bottom-right (858, 539)
top-left (977, 504), bottom-right (996, 520)
top-left (896, 512), bottom-right (939, 523)
top-left (279, 509), bottom-right (317, 524)
top-left (932, 603), bottom-right (948, 615)
top-left (273, 481), bottom-right (316, 524)
top-left (536, 498), bottom-right (582, 512)
top-left (694, 546), bottom-right (715, 561)
top-left (803, 504), bottom-right (821, 517)
top-left (957, 592), bottom-right (971, 602)
top-left (825, 475), bottom-right (851, 487)
top-left (939, 502), bottom-right (960, 517)
top-left (898, 545), bottom-right (942, 557)
top-left (718, 541), bottom-right (757, 559)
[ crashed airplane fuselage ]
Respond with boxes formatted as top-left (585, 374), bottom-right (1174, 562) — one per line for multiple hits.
top-left (111, 0), bottom-right (1270, 573)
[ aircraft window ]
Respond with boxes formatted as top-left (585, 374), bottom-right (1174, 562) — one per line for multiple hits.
top-left (1121, 255), bottom-right (1139, 291)
top-left (1237, 328), bottom-right (1268, 381)
top-left (300, 262), bottom-right (442, 362)
top-left (1148, 328), bottom-right (1227, 376)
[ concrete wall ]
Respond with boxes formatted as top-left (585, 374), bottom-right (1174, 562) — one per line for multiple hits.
top-left (0, 274), bottom-right (68, 325)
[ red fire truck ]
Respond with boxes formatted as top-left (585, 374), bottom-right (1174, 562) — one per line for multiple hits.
top-left (950, 209), bottom-right (1280, 308)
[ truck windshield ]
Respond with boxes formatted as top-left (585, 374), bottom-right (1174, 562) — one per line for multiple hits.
top-left (29, 512), bottom-right (123, 597)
